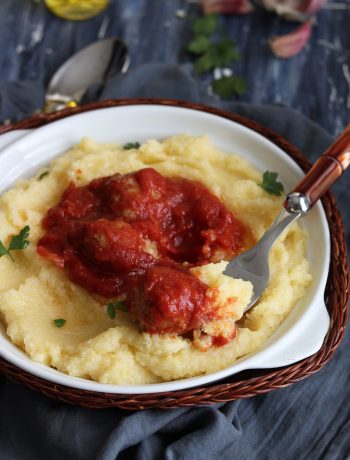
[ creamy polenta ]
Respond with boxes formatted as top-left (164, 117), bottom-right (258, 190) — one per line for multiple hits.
top-left (0, 136), bottom-right (311, 384)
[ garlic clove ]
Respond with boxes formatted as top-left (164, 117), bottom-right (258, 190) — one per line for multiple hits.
top-left (261, 0), bottom-right (325, 22)
top-left (269, 20), bottom-right (313, 58)
top-left (202, 0), bottom-right (254, 14)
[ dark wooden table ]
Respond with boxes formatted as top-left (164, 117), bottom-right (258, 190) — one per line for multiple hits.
top-left (0, 0), bottom-right (349, 136)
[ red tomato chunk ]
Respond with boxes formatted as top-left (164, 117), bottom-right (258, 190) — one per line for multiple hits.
top-left (37, 168), bottom-right (246, 338)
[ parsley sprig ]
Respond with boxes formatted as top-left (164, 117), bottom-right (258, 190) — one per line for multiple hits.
top-left (53, 319), bottom-right (66, 328)
top-left (259, 171), bottom-right (284, 196)
top-left (38, 171), bottom-right (49, 180)
top-left (0, 225), bottom-right (30, 261)
top-left (192, 14), bottom-right (218, 36)
top-left (212, 76), bottom-right (247, 99)
top-left (107, 300), bottom-right (128, 319)
top-left (190, 39), bottom-right (241, 75)
top-left (123, 142), bottom-right (141, 150)
top-left (186, 14), bottom-right (247, 99)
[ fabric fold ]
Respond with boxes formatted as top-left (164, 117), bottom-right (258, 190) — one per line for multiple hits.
top-left (0, 63), bottom-right (349, 460)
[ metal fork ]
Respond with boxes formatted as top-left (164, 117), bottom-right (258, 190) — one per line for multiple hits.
top-left (224, 124), bottom-right (350, 312)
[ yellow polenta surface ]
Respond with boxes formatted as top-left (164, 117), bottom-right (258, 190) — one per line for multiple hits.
top-left (0, 136), bottom-right (311, 384)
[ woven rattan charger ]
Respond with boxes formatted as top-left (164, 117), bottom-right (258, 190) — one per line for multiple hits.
top-left (0, 99), bottom-right (348, 410)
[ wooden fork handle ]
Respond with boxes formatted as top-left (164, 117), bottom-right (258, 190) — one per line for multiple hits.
top-left (293, 124), bottom-right (350, 206)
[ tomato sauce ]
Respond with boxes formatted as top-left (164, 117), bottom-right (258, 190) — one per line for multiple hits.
top-left (37, 168), bottom-right (246, 337)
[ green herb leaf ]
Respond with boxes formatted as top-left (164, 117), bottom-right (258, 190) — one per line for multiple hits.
top-left (194, 48), bottom-right (216, 74)
top-left (259, 171), bottom-right (284, 196)
top-left (107, 301), bottom-right (128, 319)
top-left (212, 76), bottom-right (247, 99)
top-left (9, 225), bottom-right (30, 251)
top-left (0, 225), bottom-right (30, 262)
top-left (187, 35), bottom-right (211, 55)
top-left (0, 241), bottom-right (8, 257)
top-left (38, 171), bottom-right (49, 180)
top-left (53, 319), bottom-right (66, 328)
top-left (214, 40), bottom-right (241, 66)
top-left (123, 142), bottom-right (141, 150)
top-left (192, 14), bottom-right (218, 36)
top-left (193, 40), bottom-right (241, 75)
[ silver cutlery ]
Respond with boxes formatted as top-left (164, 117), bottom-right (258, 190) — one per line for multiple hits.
top-left (224, 124), bottom-right (350, 311)
top-left (45, 37), bottom-right (129, 112)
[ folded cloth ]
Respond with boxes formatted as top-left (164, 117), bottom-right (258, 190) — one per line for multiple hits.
top-left (0, 80), bottom-right (45, 123)
top-left (0, 64), bottom-right (349, 460)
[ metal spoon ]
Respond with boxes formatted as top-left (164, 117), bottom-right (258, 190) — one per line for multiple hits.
top-left (224, 124), bottom-right (350, 312)
top-left (45, 37), bottom-right (129, 112)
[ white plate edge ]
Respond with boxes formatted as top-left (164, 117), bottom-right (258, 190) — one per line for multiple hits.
top-left (0, 107), bottom-right (332, 394)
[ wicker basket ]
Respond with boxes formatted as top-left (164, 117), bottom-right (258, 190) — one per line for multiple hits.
top-left (0, 99), bottom-right (348, 410)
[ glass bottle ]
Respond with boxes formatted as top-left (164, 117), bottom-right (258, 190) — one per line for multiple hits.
top-left (45, 0), bottom-right (109, 21)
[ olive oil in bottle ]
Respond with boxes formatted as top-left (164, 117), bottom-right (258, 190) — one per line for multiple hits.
top-left (45, 0), bottom-right (109, 20)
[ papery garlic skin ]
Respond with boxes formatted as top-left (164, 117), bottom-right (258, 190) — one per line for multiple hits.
top-left (261, 0), bottom-right (325, 21)
top-left (202, 0), bottom-right (254, 14)
top-left (200, 0), bottom-right (324, 59)
top-left (202, 0), bottom-right (325, 20)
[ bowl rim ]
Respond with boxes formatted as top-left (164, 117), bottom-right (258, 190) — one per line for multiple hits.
top-left (0, 98), bottom-right (348, 409)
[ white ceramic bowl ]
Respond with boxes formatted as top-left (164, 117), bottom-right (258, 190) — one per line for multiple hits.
top-left (0, 104), bottom-right (330, 394)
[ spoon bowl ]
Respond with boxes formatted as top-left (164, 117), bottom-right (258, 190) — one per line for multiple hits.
top-left (46, 38), bottom-right (129, 111)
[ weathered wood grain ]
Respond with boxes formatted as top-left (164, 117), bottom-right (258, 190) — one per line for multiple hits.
top-left (0, 0), bottom-right (349, 135)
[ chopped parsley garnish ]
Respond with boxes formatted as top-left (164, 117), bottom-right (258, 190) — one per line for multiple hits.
top-left (212, 76), bottom-right (247, 99)
top-left (259, 171), bottom-right (284, 196)
top-left (0, 225), bottom-right (30, 261)
top-left (123, 142), bottom-right (141, 150)
top-left (38, 171), bottom-right (49, 180)
top-left (107, 301), bottom-right (128, 319)
top-left (53, 319), bottom-right (66, 328)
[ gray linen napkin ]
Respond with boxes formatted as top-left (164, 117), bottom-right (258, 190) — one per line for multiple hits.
top-left (0, 64), bottom-right (349, 460)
